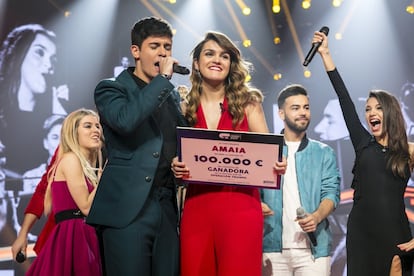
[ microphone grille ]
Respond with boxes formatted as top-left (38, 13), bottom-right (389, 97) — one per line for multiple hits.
top-left (320, 26), bottom-right (329, 36)
top-left (296, 207), bottom-right (305, 217)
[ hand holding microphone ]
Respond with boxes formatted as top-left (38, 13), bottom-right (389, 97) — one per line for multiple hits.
top-left (156, 58), bottom-right (190, 78)
top-left (11, 237), bottom-right (27, 263)
top-left (15, 251), bottom-right (26, 263)
top-left (303, 26), bottom-right (329, 66)
top-left (296, 207), bottom-right (318, 247)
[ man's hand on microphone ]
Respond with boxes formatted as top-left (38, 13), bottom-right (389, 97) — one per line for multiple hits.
top-left (296, 212), bottom-right (318, 233)
top-left (298, 199), bottom-right (334, 233)
top-left (158, 56), bottom-right (176, 78)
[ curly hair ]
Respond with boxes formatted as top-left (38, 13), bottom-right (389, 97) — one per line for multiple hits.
top-left (185, 31), bottom-right (263, 128)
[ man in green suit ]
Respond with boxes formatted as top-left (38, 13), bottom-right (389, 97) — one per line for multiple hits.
top-left (87, 16), bottom-right (185, 276)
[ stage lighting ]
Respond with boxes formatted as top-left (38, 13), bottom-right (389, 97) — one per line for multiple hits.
top-left (273, 36), bottom-right (281, 44)
top-left (272, 0), bottom-right (281, 13)
top-left (407, 3), bottom-right (414, 14)
top-left (242, 39), bottom-right (251, 48)
top-left (335, 33), bottom-right (343, 40)
top-left (304, 70), bottom-right (311, 78)
top-left (302, 0), bottom-right (311, 10)
top-left (273, 73), bottom-right (282, 80)
top-left (332, 0), bottom-right (342, 8)
top-left (236, 0), bottom-right (251, 15)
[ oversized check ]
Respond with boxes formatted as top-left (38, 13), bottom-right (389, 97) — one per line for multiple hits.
top-left (177, 127), bottom-right (283, 189)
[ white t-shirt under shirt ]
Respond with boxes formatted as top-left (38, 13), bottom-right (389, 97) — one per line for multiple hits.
top-left (282, 141), bottom-right (309, 249)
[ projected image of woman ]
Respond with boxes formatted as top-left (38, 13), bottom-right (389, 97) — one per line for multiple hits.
top-left (0, 24), bottom-right (69, 175)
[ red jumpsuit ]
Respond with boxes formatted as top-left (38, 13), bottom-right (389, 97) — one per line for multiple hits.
top-left (180, 99), bottom-right (263, 276)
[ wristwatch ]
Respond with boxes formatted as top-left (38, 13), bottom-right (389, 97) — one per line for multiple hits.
top-left (160, 73), bottom-right (172, 80)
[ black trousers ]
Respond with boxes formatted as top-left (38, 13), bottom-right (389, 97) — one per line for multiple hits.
top-left (101, 186), bottom-right (179, 276)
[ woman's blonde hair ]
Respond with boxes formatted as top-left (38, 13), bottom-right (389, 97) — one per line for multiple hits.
top-left (44, 108), bottom-right (103, 215)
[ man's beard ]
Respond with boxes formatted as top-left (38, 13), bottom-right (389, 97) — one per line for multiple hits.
top-left (285, 116), bottom-right (309, 134)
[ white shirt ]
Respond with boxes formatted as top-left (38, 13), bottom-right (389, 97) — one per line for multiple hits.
top-left (282, 141), bottom-right (309, 248)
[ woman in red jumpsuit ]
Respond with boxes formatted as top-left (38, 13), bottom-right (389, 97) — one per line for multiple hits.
top-left (172, 31), bottom-right (279, 276)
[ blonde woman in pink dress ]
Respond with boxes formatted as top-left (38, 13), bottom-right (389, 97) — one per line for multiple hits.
top-left (26, 108), bottom-right (103, 276)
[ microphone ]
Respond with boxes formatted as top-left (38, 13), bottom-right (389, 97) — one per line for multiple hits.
top-left (16, 251), bottom-right (26, 263)
top-left (173, 64), bottom-right (190, 75)
top-left (303, 26), bottom-right (329, 67)
top-left (219, 103), bottom-right (225, 114)
top-left (296, 207), bottom-right (318, 247)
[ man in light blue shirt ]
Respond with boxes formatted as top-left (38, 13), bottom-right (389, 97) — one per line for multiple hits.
top-left (262, 84), bottom-right (340, 276)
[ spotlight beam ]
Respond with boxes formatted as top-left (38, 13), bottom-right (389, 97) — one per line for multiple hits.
top-left (235, 0), bottom-right (251, 15)
top-left (249, 46), bottom-right (279, 77)
top-left (267, 1), bottom-right (280, 40)
top-left (224, 0), bottom-right (248, 42)
top-left (140, 0), bottom-right (163, 17)
top-left (337, 0), bottom-right (360, 37)
top-left (141, 0), bottom-right (200, 38)
top-left (280, 0), bottom-right (305, 65)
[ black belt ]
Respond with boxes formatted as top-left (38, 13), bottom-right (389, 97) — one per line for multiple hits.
top-left (55, 209), bottom-right (85, 224)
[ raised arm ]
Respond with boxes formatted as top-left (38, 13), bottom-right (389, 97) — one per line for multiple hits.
top-left (313, 31), bottom-right (370, 149)
top-left (313, 31), bottom-right (335, 72)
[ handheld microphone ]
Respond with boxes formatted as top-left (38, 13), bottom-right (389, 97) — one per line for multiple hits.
top-left (173, 64), bottom-right (190, 75)
top-left (16, 251), bottom-right (26, 263)
top-left (296, 207), bottom-right (318, 247)
top-left (303, 26), bottom-right (329, 67)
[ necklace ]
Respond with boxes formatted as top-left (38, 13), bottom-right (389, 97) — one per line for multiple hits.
top-left (375, 139), bottom-right (388, 153)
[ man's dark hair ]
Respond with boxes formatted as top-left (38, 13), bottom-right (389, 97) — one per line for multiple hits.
top-left (131, 16), bottom-right (173, 47)
top-left (277, 84), bottom-right (308, 108)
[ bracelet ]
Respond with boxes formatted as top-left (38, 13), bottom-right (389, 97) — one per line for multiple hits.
top-left (160, 73), bottom-right (172, 80)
